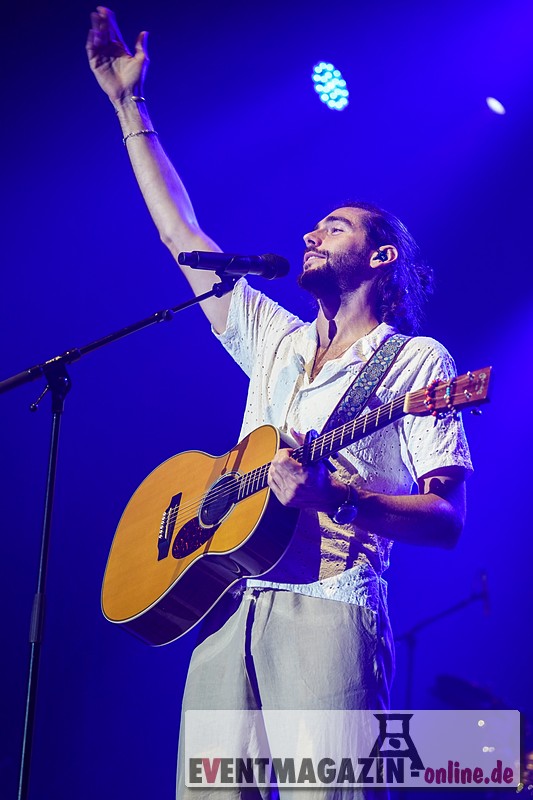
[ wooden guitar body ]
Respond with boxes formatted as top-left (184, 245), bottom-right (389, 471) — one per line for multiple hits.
top-left (102, 425), bottom-right (298, 645)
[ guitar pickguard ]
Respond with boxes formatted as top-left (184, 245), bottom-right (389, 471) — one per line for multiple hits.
top-left (172, 517), bottom-right (220, 559)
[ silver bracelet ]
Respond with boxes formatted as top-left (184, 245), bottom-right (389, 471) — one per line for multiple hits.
top-left (113, 95), bottom-right (147, 114)
top-left (122, 129), bottom-right (159, 146)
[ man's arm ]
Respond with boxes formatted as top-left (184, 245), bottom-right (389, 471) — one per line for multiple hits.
top-left (349, 466), bottom-right (466, 548)
top-left (268, 453), bottom-right (466, 549)
top-left (86, 6), bottom-right (231, 334)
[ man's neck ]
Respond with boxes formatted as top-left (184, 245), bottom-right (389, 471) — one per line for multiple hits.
top-left (315, 286), bottom-right (380, 350)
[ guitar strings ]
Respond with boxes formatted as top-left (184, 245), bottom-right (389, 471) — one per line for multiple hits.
top-left (160, 396), bottom-right (409, 530)
top-left (162, 463), bottom-right (272, 528)
top-left (157, 379), bottom-right (476, 534)
top-left (164, 395), bottom-right (408, 524)
top-left (164, 395), bottom-right (411, 525)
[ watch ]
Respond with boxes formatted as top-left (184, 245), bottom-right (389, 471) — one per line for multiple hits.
top-left (330, 483), bottom-right (359, 525)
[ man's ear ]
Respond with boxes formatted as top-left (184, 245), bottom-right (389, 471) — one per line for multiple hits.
top-left (370, 245), bottom-right (398, 268)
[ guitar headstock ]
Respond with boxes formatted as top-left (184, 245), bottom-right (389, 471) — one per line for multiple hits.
top-left (405, 367), bottom-right (492, 417)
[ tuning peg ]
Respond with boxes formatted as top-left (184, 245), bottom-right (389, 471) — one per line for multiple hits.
top-left (470, 408), bottom-right (483, 416)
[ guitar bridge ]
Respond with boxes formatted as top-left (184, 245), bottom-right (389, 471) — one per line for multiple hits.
top-left (158, 492), bottom-right (182, 561)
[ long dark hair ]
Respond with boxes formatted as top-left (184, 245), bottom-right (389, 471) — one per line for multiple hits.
top-left (345, 200), bottom-right (434, 334)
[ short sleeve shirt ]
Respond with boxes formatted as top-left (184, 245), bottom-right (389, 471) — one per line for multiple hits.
top-left (214, 279), bottom-right (473, 609)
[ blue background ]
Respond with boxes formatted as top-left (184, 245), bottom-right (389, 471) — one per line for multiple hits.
top-left (1, 0), bottom-right (532, 796)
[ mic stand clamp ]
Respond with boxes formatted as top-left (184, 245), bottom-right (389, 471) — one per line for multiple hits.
top-left (213, 273), bottom-right (237, 296)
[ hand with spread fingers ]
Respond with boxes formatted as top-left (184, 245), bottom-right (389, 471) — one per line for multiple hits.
top-left (86, 6), bottom-right (148, 103)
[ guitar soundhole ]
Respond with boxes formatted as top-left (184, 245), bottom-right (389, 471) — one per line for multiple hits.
top-left (171, 473), bottom-right (240, 560)
top-left (199, 471), bottom-right (240, 528)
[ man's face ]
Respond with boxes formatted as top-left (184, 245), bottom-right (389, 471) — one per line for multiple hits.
top-left (298, 206), bottom-right (374, 295)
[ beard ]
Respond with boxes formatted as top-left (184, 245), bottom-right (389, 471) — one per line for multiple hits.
top-left (298, 247), bottom-right (373, 297)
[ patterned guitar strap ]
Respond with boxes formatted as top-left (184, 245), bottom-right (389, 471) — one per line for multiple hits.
top-left (299, 333), bottom-right (411, 466)
top-left (307, 332), bottom-right (411, 462)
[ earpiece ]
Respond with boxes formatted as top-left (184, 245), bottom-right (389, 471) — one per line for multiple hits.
top-left (374, 250), bottom-right (388, 262)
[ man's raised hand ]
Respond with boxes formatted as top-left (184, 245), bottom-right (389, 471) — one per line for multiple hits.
top-left (86, 6), bottom-right (149, 103)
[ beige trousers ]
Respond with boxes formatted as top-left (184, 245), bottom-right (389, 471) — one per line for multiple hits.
top-left (177, 586), bottom-right (394, 799)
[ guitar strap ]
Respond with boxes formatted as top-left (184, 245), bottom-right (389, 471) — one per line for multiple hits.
top-left (321, 333), bottom-right (411, 435)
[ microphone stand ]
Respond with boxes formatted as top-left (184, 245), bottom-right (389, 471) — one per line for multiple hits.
top-left (1, 275), bottom-right (236, 800)
top-left (396, 583), bottom-right (488, 710)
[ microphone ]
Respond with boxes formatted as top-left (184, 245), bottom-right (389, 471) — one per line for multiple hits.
top-left (177, 251), bottom-right (290, 280)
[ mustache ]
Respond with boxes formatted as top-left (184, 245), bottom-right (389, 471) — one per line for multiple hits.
top-left (303, 249), bottom-right (331, 264)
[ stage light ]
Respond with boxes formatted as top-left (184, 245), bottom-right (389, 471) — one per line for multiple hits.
top-left (312, 62), bottom-right (349, 110)
top-left (486, 97), bottom-right (506, 115)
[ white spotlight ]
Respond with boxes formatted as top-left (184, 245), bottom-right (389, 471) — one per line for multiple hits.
top-left (486, 97), bottom-right (506, 115)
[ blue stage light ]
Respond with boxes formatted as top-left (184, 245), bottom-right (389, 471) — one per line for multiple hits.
top-left (312, 62), bottom-right (349, 110)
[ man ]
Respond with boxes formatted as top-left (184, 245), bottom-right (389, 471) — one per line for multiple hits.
top-left (87, 8), bottom-right (472, 798)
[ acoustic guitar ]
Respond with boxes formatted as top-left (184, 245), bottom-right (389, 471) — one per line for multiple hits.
top-left (102, 367), bottom-right (491, 646)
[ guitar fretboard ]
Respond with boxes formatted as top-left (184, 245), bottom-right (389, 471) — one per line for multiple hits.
top-left (236, 394), bottom-right (408, 501)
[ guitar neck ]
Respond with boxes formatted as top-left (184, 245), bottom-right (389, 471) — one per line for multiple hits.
top-left (297, 395), bottom-right (407, 465)
top-left (236, 366), bottom-right (491, 502)
top-left (237, 394), bottom-right (408, 501)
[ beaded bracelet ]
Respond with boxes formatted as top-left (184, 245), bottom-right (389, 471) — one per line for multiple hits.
top-left (123, 129), bottom-right (159, 146)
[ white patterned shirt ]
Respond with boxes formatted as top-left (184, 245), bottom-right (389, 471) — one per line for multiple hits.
top-left (214, 279), bottom-right (473, 610)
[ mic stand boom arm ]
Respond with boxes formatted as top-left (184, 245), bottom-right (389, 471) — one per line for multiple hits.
top-left (0, 276), bottom-right (236, 396)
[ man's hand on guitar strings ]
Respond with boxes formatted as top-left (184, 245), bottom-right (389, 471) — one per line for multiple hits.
top-left (267, 430), bottom-right (351, 513)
